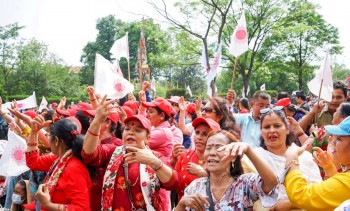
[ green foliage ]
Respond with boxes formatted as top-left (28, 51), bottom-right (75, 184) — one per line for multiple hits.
top-left (332, 63), bottom-right (350, 83)
top-left (165, 88), bottom-right (187, 99)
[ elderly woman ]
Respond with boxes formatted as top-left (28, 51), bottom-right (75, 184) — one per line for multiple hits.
top-left (284, 116), bottom-right (350, 210)
top-left (26, 117), bottom-right (92, 211)
top-left (254, 106), bottom-right (322, 210)
top-left (175, 130), bottom-right (279, 210)
top-left (82, 97), bottom-right (178, 211)
top-left (172, 117), bottom-right (220, 201)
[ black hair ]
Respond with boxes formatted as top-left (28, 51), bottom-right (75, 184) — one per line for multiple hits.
top-left (154, 106), bottom-right (171, 121)
top-left (333, 81), bottom-right (348, 97)
top-left (17, 180), bottom-right (27, 193)
top-left (44, 109), bottom-right (55, 121)
top-left (208, 97), bottom-right (241, 139)
top-left (259, 111), bottom-right (296, 149)
top-left (298, 95), bottom-right (306, 101)
top-left (207, 131), bottom-right (243, 178)
top-left (253, 91), bottom-right (271, 101)
top-left (75, 110), bottom-right (90, 134)
top-left (191, 113), bottom-right (198, 122)
top-left (339, 102), bottom-right (350, 118)
top-left (239, 98), bottom-right (250, 110)
top-left (50, 119), bottom-right (96, 180)
top-left (277, 92), bottom-right (289, 100)
top-left (114, 121), bottom-right (123, 139)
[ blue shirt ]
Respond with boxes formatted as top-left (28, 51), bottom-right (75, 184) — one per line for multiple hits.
top-left (234, 113), bottom-right (262, 148)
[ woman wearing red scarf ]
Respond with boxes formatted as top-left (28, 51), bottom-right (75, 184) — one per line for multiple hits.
top-left (25, 117), bottom-right (92, 211)
top-left (82, 96), bottom-right (178, 211)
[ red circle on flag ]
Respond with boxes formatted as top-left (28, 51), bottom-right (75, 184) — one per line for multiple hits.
top-left (115, 83), bottom-right (124, 92)
top-left (235, 29), bottom-right (247, 40)
top-left (17, 103), bottom-right (23, 108)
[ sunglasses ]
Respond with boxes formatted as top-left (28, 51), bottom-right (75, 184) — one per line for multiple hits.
top-left (260, 106), bottom-right (284, 115)
top-left (201, 107), bottom-right (216, 114)
top-left (171, 102), bottom-right (179, 107)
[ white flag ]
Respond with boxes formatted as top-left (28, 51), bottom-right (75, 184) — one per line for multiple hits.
top-left (151, 80), bottom-right (156, 92)
top-left (111, 61), bottom-right (124, 77)
top-left (38, 96), bottom-right (48, 112)
top-left (201, 44), bottom-right (208, 72)
top-left (207, 43), bottom-right (222, 96)
top-left (110, 33), bottom-right (129, 61)
top-left (260, 84), bottom-right (265, 91)
top-left (229, 13), bottom-right (249, 58)
top-left (2, 92), bottom-right (37, 112)
top-left (0, 130), bottom-right (29, 176)
top-left (307, 52), bottom-right (333, 102)
top-left (94, 54), bottom-right (134, 99)
top-left (186, 85), bottom-right (193, 97)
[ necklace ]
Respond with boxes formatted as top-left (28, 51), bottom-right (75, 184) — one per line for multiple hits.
top-left (198, 159), bottom-right (205, 165)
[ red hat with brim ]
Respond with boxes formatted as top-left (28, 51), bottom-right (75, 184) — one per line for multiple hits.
top-left (24, 110), bottom-right (38, 119)
top-left (121, 106), bottom-right (133, 117)
top-left (84, 110), bottom-right (120, 125)
top-left (123, 100), bottom-right (139, 111)
top-left (142, 98), bottom-right (173, 117)
top-left (67, 108), bottom-right (77, 116)
top-left (192, 117), bottom-right (221, 132)
top-left (23, 202), bottom-right (36, 210)
top-left (56, 109), bottom-right (71, 117)
top-left (276, 98), bottom-right (291, 107)
top-left (124, 115), bottom-right (152, 133)
top-left (186, 103), bottom-right (196, 114)
top-left (71, 102), bottom-right (92, 111)
top-left (51, 102), bottom-right (58, 107)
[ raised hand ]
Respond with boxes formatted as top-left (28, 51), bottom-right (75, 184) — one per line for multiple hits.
top-left (186, 162), bottom-right (207, 177)
top-left (176, 194), bottom-right (209, 211)
top-left (94, 95), bottom-right (118, 124)
top-left (178, 96), bottom-right (186, 112)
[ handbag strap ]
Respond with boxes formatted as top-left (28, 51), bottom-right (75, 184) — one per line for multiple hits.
top-left (206, 177), bottom-right (215, 211)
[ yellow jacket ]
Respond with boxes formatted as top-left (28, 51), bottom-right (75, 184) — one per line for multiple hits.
top-left (284, 170), bottom-right (350, 211)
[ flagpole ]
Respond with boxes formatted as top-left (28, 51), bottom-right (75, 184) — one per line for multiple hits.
top-left (127, 60), bottom-right (130, 82)
top-left (231, 57), bottom-right (238, 90)
top-left (314, 52), bottom-right (328, 125)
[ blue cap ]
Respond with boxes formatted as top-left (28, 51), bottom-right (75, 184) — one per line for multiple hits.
top-left (325, 117), bottom-right (350, 136)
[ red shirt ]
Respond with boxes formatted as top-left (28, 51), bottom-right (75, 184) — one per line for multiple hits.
top-left (90, 137), bottom-right (122, 211)
top-left (26, 151), bottom-right (92, 211)
top-left (82, 144), bottom-right (178, 211)
top-left (174, 150), bottom-right (203, 200)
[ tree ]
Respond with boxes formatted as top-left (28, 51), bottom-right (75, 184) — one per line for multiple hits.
top-left (270, 0), bottom-right (341, 89)
top-left (80, 16), bottom-right (170, 86)
top-left (0, 23), bottom-right (24, 95)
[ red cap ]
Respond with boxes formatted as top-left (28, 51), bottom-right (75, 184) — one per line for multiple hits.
top-left (84, 110), bottom-right (120, 125)
top-left (51, 102), bottom-right (58, 107)
top-left (66, 116), bottom-right (82, 133)
top-left (121, 106), bottom-right (133, 117)
top-left (23, 110), bottom-right (38, 119)
top-left (71, 102), bottom-right (92, 111)
top-left (67, 108), bottom-right (77, 116)
top-left (56, 109), bottom-right (71, 117)
top-left (23, 201), bottom-right (36, 210)
top-left (192, 117), bottom-right (221, 132)
top-left (142, 98), bottom-right (173, 117)
top-left (276, 98), bottom-right (291, 107)
top-left (124, 115), bottom-right (152, 133)
top-left (123, 100), bottom-right (139, 111)
top-left (186, 103), bottom-right (196, 114)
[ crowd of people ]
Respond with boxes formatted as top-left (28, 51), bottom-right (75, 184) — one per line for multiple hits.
top-left (0, 80), bottom-right (349, 211)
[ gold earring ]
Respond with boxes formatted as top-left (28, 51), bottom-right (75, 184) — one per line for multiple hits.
top-left (231, 161), bottom-right (235, 168)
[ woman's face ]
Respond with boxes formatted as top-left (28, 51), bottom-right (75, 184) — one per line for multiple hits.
top-left (146, 107), bottom-right (164, 126)
top-left (332, 136), bottom-right (350, 165)
top-left (201, 102), bottom-right (219, 122)
top-left (332, 106), bottom-right (344, 125)
top-left (122, 119), bottom-right (149, 148)
top-left (194, 124), bottom-right (210, 153)
top-left (204, 133), bottom-right (231, 173)
top-left (261, 113), bottom-right (289, 150)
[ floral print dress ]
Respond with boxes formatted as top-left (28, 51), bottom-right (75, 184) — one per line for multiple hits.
top-left (184, 174), bottom-right (278, 211)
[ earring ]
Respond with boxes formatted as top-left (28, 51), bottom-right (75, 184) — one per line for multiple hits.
top-left (231, 161), bottom-right (235, 169)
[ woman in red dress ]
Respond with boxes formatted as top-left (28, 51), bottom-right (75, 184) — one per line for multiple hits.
top-left (82, 97), bottom-right (178, 211)
top-left (25, 117), bottom-right (92, 211)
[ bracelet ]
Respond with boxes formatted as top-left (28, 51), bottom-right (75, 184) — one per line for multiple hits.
top-left (27, 142), bottom-right (38, 147)
top-left (285, 159), bottom-right (299, 168)
top-left (279, 160), bottom-right (299, 184)
top-left (88, 129), bottom-right (100, 136)
top-left (90, 98), bottom-right (96, 102)
top-left (25, 149), bottom-right (39, 155)
top-left (152, 159), bottom-right (164, 171)
top-left (296, 131), bottom-right (305, 137)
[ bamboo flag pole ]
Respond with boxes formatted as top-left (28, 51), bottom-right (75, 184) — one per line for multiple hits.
top-left (314, 52), bottom-right (329, 125)
top-left (127, 59), bottom-right (130, 82)
top-left (231, 57), bottom-right (238, 90)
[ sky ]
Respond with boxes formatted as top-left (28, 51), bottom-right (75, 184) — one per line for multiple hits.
top-left (0, 0), bottom-right (349, 68)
